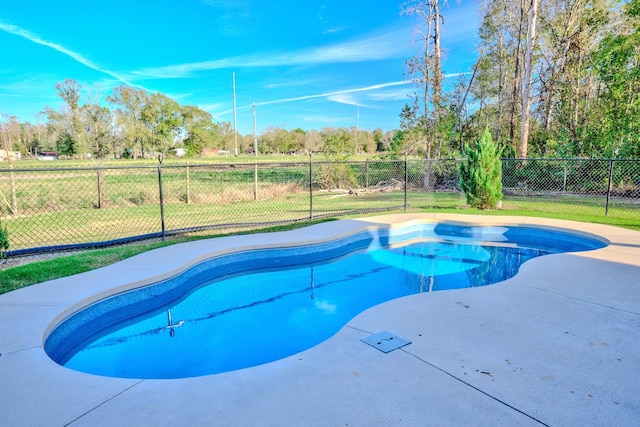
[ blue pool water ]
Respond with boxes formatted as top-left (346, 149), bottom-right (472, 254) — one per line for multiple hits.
top-left (45, 223), bottom-right (606, 379)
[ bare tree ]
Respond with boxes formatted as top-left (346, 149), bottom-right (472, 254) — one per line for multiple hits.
top-left (401, 0), bottom-right (447, 158)
top-left (519, 0), bottom-right (540, 158)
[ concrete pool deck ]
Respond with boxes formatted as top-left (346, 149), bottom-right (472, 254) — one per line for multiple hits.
top-left (0, 213), bottom-right (639, 426)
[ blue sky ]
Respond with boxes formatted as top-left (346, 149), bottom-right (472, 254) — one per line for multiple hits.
top-left (0, 1), bottom-right (480, 135)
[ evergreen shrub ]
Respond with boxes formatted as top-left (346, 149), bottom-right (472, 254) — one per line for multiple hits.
top-left (459, 128), bottom-right (503, 209)
top-left (0, 220), bottom-right (8, 259)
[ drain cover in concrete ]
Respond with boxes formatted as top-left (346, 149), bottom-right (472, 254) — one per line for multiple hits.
top-left (360, 331), bottom-right (411, 353)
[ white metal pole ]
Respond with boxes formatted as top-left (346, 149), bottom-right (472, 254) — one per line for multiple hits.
top-left (253, 102), bottom-right (258, 156)
top-left (232, 72), bottom-right (238, 156)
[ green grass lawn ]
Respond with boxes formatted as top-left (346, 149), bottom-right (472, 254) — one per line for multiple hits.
top-left (1, 203), bottom-right (638, 295)
top-left (3, 153), bottom-right (391, 170)
top-left (3, 157), bottom-right (636, 294)
top-left (0, 221), bottom-right (333, 294)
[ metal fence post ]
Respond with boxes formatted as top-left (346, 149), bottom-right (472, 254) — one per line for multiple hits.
top-left (221, 172), bottom-right (225, 202)
top-left (4, 157), bottom-right (639, 258)
top-left (309, 153), bottom-right (314, 220)
top-left (605, 157), bottom-right (614, 216)
top-left (1, 123), bottom-right (18, 215)
top-left (365, 159), bottom-right (369, 188)
top-left (157, 154), bottom-right (166, 240)
top-left (253, 163), bottom-right (258, 201)
top-left (185, 160), bottom-right (190, 204)
top-left (97, 168), bottom-right (104, 209)
top-left (404, 154), bottom-right (408, 211)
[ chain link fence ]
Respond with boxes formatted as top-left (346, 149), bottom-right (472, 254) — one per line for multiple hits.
top-left (0, 158), bottom-right (638, 259)
top-left (501, 158), bottom-right (640, 216)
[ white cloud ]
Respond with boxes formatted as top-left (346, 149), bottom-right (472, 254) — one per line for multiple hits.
top-left (198, 102), bottom-right (225, 112)
top-left (368, 88), bottom-right (413, 102)
top-left (213, 73), bottom-right (470, 116)
top-left (265, 79), bottom-right (318, 90)
top-left (327, 93), bottom-right (361, 107)
top-left (258, 80), bottom-right (410, 107)
top-left (211, 80), bottom-right (412, 118)
top-left (444, 72), bottom-right (472, 79)
top-left (368, 72), bottom-right (471, 102)
top-left (323, 26), bottom-right (347, 35)
top-left (0, 20), bottom-right (136, 87)
top-left (134, 28), bottom-right (412, 79)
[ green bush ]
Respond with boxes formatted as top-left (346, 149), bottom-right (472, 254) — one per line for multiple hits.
top-left (459, 128), bottom-right (503, 209)
top-left (315, 162), bottom-right (356, 189)
top-left (0, 219), bottom-right (8, 259)
top-left (129, 191), bottom-right (151, 206)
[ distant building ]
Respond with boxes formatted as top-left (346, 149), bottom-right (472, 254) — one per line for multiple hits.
top-left (0, 150), bottom-right (21, 161)
top-left (174, 148), bottom-right (187, 157)
top-left (36, 151), bottom-right (59, 161)
top-left (202, 148), bottom-right (231, 157)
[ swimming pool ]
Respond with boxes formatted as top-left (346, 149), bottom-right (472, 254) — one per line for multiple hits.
top-left (45, 223), bottom-right (606, 379)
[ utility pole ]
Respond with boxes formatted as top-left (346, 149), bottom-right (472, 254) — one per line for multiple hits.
top-left (0, 113), bottom-right (18, 214)
top-left (253, 102), bottom-right (258, 156)
top-left (0, 115), bottom-right (14, 170)
top-left (356, 105), bottom-right (360, 155)
top-left (252, 102), bottom-right (258, 201)
top-left (232, 72), bottom-right (238, 156)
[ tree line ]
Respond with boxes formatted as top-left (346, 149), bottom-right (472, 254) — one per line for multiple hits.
top-left (397, 0), bottom-right (639, 160)
top-left (0, 79), bottom-right (395, 160)
top-left (1, 0), bottom-right (638, 161)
